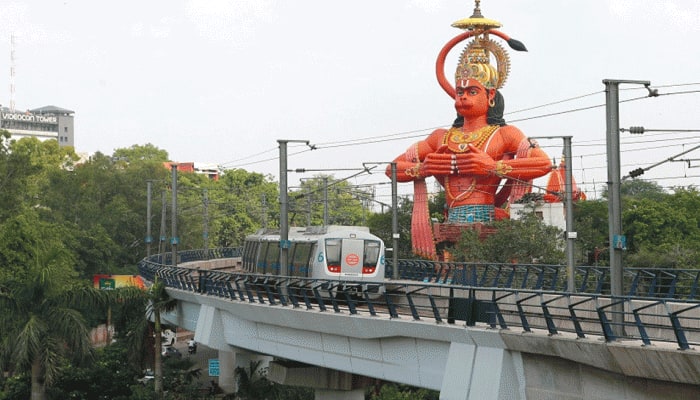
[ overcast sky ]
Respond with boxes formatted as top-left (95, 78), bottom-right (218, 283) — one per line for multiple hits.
top-left (1, 0), bottom-right (699, 203)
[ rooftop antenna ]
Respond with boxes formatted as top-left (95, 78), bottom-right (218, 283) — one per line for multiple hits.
top-left (10, 33), bottom-right (16, 112)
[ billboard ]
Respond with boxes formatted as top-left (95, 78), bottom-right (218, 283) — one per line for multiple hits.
top-left (92, 274), bottom-right (145, 290)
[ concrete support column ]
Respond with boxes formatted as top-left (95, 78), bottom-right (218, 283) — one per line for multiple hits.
top-left (217, 349), bottom-right (236, 394)
top-left (268, 361), bottom-right (372, 399)
top-left (227, 349), bottom-right (272, 393)
top-left (315, 388), bottom-right (365, 400)
top-left (440, 342), bottom-right (525, 400)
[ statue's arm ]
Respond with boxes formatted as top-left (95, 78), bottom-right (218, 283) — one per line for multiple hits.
top-left (492, 127), bottom-right (552, 180)
top-left (386, 130), bottom-right (444, 182)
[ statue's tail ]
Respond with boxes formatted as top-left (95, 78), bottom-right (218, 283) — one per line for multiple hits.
top-left (412, 179), bottom-right (437, 260)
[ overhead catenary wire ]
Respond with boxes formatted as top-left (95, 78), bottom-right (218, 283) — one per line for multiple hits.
top-left (216, 83), bottom-right (700, 199)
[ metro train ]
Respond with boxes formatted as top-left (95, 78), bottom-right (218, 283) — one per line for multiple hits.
top-left (241, 225), bottom-right (386, 296)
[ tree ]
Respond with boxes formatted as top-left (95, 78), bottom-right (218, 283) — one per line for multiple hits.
top-left (112, 144), bottom-right (169, 163)
top-left (209, 169), bottom-right (279, 247)
top-left (0, 134), bottom-right (76, 221)
top-left (147, 278), bottom-right (178, 398)
top-left (0, 219), bottom-right (107, 400)
top-left (288, 175), bottom-right (368, 227)
top-left (451, 213), bottom-right (565, 264)
top-left (573, 199), bottom-right (609, 265)
top-left (39, 150), bottom-right (170, 275)
top-left (234, 361), bottom-right (277, 400)
top-left (48, 343), bottom-right (139, 400)
top-left (367, 196), bottom-right (415, 259)
top-left (619, 179), bottom-right (667, 201)
top-left (368, 382), bottom-right (438, 400)
top-left (621, 187), bottom-right (700, 269)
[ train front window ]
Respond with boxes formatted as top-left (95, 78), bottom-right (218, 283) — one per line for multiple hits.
top-left (325, 239), bottom-right (341, 264)
top-left (325, 239), bottom-right (341, 273)
top-left (362, 240), bottom-right (381, 274)
top-left (363, 241), bottom-right (380, 265)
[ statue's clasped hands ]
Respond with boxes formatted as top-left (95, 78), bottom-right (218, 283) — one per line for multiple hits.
top-left (421, 144), bottom-right (497, 177)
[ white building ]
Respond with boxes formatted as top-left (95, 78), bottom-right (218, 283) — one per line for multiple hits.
top-left (0, 105), bottom-right (74, 147)
top-left (510, 202), bottom-right (566, 232)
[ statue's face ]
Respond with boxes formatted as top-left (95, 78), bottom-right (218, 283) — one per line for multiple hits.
top-left (454, 79), bottom-right (493, 119)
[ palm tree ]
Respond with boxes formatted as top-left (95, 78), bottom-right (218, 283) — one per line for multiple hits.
top-left (115, 276), bottom-right (177, 399)
top-left (0, 245), bottom-right (107, 400)
top-left (148, 276), bottom-right (178, 397)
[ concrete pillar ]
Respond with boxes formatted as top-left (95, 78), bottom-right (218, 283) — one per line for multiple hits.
top-left (315, 388), bottom-right (365, 400)
top-left (223, 349), bottom-right (272, 393)
top-left (217, 349), bottom-right (236, 394)
top-left (268, 361), bottom-right (372, 399)
top-left (440, 342), bottom-right (526, 400)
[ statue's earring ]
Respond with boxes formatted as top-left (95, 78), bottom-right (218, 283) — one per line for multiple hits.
top-left (489, 98), bottom-right (495, 108)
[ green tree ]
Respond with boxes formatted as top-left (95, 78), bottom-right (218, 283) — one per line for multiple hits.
top-left (40, 150), bottom-right (170, 275)
top-left (368, 382), bottom-right (438, 399)
top-left (113, 143), bottom-right (169, 163)
top-left (0, 134), bottom-right (43, 220)
top-left (288, 175), bottom-right (368, 227)
top-left (367, 196), bottom-right (415, 260)
top-left (452, 213), bottom-right (565, 264)
top-left (0, 219), bottom-right (106, 400)
top-left (233, 361), bottom-right (278, 400)
top-left (621, 187), bottom-right (700, 269)
top-left (48, 343), bottom-right (139, 400)
top-left (573, 199), bottom-right (609, 265)
top-left (209, 169), bottom-right (279, 247)
top-left (619, 179), bottom-right (666, 201)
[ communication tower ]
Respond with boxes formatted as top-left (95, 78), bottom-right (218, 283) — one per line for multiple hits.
top-left (9, 33), bottom-right (16, 112)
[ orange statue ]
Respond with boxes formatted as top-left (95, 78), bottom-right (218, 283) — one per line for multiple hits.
top-left (386, 3), bottom-right (552, 259)
top-left (543, 158), bottom-right (587, 203)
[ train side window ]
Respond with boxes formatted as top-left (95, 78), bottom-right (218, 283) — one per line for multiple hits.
top-left (257, 242), bottom-right (269, 274)
top-left (242, 241), bottom-right (250, 269)
top-left (292, 242), bottom-right (313, 277)
top-left (364, 241), bottom-right (381, 266)
top-left (265, 241), bottom-right (281, 275)
top-left (308, 243), bottom-right (317, 276)
top-left (251, 241), bottom-right (261, 272)
top-left (244, 240), bottom-right (256, 271)
top-left (325, 239), bottom-right (341, 265)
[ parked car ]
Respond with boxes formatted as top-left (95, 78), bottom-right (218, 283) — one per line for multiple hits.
top-left (162, 346), bottom-right (182, 359)
top-left (137, 369), bottom-right (154, 385)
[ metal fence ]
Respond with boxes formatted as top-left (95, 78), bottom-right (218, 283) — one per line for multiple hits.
top-left (386, 259), bottom-right (700, 300)
top-left (138, 250), bottom-right (700, 350)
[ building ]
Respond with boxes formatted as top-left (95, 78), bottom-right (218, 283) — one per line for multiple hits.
top-left (0, 105), bottom-right (75, 147)
top-left (510, 202), bottom-right (566, 231)
top-left (163, 161), bottom-right (220, 180)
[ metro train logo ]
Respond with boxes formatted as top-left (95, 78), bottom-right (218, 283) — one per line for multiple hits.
top-left (345, 253), bottom-right (359, 266)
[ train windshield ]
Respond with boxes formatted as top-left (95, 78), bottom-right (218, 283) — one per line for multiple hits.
top-left (363, 241), bottom-right (381, 266)
top-left (325, 239), bottom-right (341, 265)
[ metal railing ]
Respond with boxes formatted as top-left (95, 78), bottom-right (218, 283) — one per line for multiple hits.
top-left (386, 259), bottom-right (700, 300)
top-left (138, 249), bottom-right (700, 350)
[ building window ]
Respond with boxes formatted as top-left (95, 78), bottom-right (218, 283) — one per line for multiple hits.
top-left (535, 211), bottom-right (544, 220)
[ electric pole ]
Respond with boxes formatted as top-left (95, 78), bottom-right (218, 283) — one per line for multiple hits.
top-left (603, 78), bottom-right (651, 336)
top-left (278, 139), bottom-right (311, 276)
top-left (170, 164), bottom-right (179, 267)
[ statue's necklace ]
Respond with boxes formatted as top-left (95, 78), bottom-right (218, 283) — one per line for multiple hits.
top-left (445, 125), bottom-right (499, 152)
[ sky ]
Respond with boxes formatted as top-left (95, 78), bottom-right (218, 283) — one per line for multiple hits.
top-left (1, 0), bottom-right (699, 205)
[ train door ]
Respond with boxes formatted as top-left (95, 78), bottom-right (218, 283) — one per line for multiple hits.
top-left (339, 238), bottom-right (365, 279)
